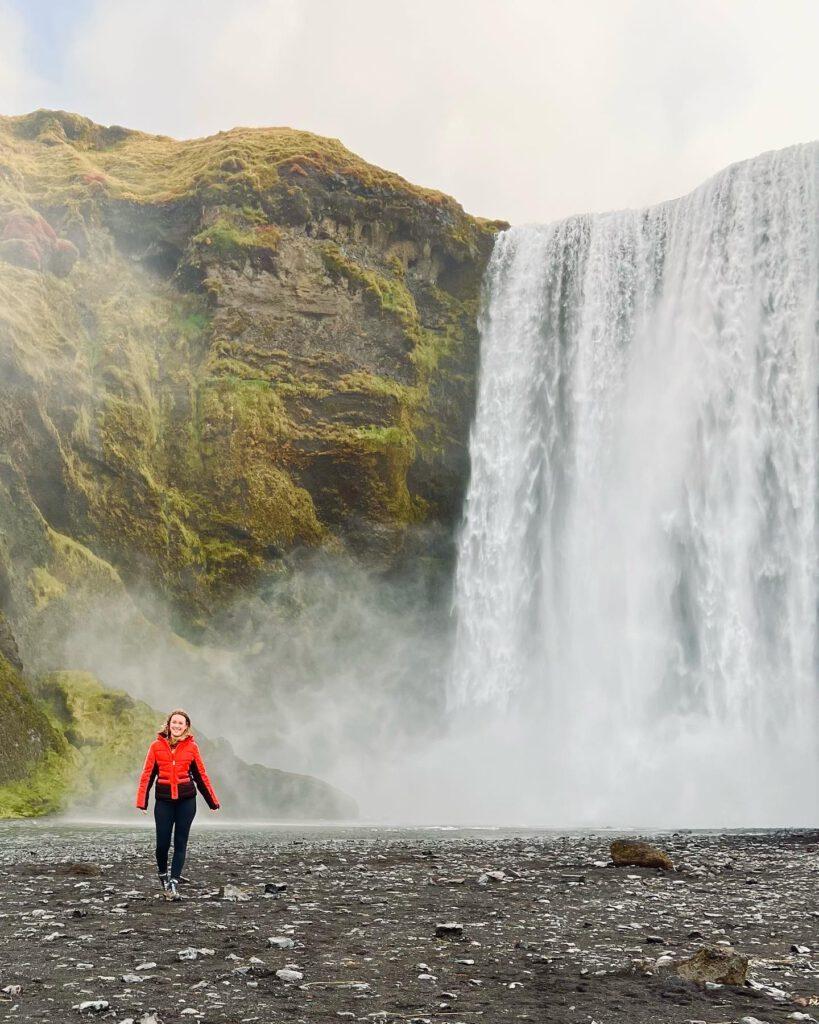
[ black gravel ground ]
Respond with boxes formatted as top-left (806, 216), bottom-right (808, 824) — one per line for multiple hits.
top-left (1, 822), bottom-right (818, 1023)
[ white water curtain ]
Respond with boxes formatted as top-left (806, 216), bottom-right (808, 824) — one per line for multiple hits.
top-left (449, 143), bottom-right (819, 826)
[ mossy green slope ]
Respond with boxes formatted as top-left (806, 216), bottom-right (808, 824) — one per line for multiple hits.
top-left (0, 596), bottom-right (355, 820)
top-left (0, 647), bottom-right (69, 817)
top-left (0, 109), bottom-right (504, 632)
top-left (32, 670), bottom-right (356, 820)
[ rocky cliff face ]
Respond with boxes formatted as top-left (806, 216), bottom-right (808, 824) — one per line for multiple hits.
top-left (0, 109), bottom-right (502, 812)
top-left (0, 109), bottom-right (501, 633)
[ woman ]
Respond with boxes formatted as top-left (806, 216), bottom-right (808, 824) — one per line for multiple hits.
top-left (135, 708), bottom-right (220, 901)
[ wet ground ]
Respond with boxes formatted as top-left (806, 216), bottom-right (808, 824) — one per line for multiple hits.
top-left (1, 822), bottom-right (818, 1023)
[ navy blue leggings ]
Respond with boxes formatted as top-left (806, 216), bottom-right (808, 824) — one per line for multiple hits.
top-left (154, 797), bottom-right (197, 879)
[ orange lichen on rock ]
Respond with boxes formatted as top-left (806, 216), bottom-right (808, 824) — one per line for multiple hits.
top-left (0, 210), bottom-right (78, 276)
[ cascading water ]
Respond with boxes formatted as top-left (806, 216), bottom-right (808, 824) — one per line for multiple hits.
top-left (449, 143), bottom-right (819, 826)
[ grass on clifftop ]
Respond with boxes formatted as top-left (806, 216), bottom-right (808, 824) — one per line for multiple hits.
top-left (0, 109), bottom-right (470, 214)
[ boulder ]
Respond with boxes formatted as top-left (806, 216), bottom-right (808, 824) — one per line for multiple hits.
top-left (676, 947), bottom-right (748, 986)
top-left (0, 211), bottom-right (78, 276)
top-left (610, 839), bottom-right (673, 870)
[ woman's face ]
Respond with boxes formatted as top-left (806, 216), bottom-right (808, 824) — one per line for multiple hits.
top-left (169, 713), bottom-right (188, 738)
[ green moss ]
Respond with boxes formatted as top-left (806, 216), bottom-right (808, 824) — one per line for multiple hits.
top-left (0, 669), bottom-right (164, 817)
top-left (199, 375), bottom-right (289, 436)
top-left (194, 218), bottom-right (256, 257)
top-left (196, 376), bottom-right (324, 551)
top-left (21, 528), bottom-right (124, 639)
top-left (0, 749), bottom-right (74, 817)
top-left (35, 671), bottom-right (159, 800)
top-left (274, 377), bottom-right (333, 400)
top-left (353, 424), bottom-right (415, 450)
top-left (28, 565), bottom-right (66, 609)
top-left (0, 652), bottom-right (72, 818)
top-left (199, 536), bottom-right (260, 590)
top-left (321, 241), bottom-right (421, 340)
top-left (173, 309), bottom-right (210, 339)
top-left (338, 370), bottom-right (412, 402)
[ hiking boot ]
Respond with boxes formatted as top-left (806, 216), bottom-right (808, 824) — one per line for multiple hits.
top-left (168, 877), bottom-right (182, 901)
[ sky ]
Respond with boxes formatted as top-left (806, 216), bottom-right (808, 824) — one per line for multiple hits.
top-left (0, 0), bottom-right (817, 224)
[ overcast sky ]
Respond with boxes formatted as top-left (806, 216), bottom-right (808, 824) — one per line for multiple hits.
top-left (1, 0), bottom-right (817, 224)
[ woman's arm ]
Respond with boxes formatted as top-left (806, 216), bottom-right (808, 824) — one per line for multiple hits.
top-left (135, 745), bottom-right (158, 809)
top-left (189, 743), bottom-right (220, 809)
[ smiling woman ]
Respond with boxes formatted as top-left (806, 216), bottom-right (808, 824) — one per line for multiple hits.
top-left (135, 708), bottom-right (220, 901)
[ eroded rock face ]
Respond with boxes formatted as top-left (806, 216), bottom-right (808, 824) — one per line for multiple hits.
top-left (0, 109), bottom-right (504, 632)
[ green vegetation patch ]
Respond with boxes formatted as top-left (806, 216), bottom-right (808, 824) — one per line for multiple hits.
top-left (321, 241), bottom-right (420, 340)
top-left (0, 653), bottom-right (70, 818)
top-left (193, 216), bottom-right (281, 262)
top-left (35, 670), bottom-right (160, 803)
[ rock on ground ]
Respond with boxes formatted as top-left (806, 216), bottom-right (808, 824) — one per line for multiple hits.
top-left (677, 946), bottom-right (750, 985)
top-left (610, 838), bottom-right (674, 870)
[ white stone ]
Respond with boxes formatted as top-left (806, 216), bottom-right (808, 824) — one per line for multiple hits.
top-left (276, 968), bottom-right (304, 983)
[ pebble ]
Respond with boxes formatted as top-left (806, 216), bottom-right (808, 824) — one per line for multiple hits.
top-left (435, 922), bottom-right (464, 938)
top-left (177, 947), bottom-right (214, 960)
top-left (276, 968), bottom-right (304, 983)
top-left (219, 883), bottom-right (256, 901)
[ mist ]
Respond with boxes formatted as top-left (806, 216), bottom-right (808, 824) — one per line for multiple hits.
top-left (49, 545), bottom-right (460, 822)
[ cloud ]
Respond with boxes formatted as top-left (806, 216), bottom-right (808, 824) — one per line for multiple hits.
top-left (3, 0), bottom-right (818, 222)
top-left (0, 2), bottom-right (43, 113)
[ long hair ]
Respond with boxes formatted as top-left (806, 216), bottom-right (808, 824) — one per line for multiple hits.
top-left (161, 708), bottom-right (192, 744)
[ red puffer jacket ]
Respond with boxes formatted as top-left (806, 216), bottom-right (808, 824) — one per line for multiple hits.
top-left (136, 733), bottom-right (220, 809)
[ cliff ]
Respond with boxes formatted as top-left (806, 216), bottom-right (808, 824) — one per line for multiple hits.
top-left (0, 109), bottom-right (502, 811)
top-left (0, 109), bottom-right (501, 630)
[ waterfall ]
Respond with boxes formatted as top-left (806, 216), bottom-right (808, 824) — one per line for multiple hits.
top-left (449, 143), bottom-right (819, 826)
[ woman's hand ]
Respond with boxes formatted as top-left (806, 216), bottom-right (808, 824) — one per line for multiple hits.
top-left (210, 806), bottom-right (220, 812)
top-left (139, 808), bottom-right (147, 815)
